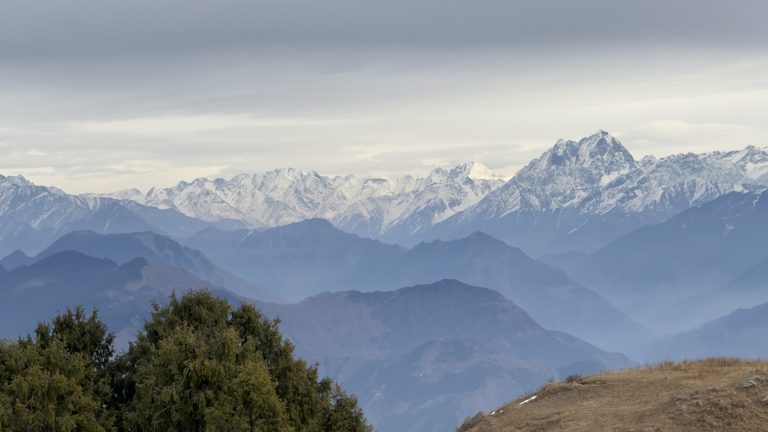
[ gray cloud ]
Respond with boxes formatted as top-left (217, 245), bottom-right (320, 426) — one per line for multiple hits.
top-left (1, 1), bottom-right (767, 193)
top-left (2, 0), bottom-right (768, 58)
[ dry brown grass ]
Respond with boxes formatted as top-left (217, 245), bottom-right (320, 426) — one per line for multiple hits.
top-left (459, 358), bottom-right (768, 432)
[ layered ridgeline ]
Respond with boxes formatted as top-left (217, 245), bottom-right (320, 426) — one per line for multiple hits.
top-left (0, 230), bottom-right (280, 302)
top-left (425, 131), bottom-right (768, 255)
top-left (186, 219), bottom-right (647, 351)
top-left (544, 189), bottom-right (768, 333)
top-left (106, 161), bottom-right (507, 244)
top-left (0, 246), bottom-right (631, 432)
top-left (0, 250), bottom-right (241, 348)
top-left (650, 302), bottom-right (768, 360)
top-left (103, 131), bottom-right (768, 254)
top-left (0, 174), bottom-right (242, 257)
top-left (6, 131), bottom-right (768, 256)
top-left (256, 280), bottom-right (633, 432)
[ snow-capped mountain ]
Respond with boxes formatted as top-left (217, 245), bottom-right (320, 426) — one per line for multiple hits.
top-left (107, 161), bottom-right (507, 242)
top-left (425, 131), bottom-right (768, 254)
top-left (0, 175), bottom-right (230, 257)
top-left (0, 174), bottom-right (154, 256)
top-left (8, 131), bottom-right (768, 255)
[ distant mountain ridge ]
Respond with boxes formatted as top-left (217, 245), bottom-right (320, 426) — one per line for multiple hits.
top-left (89, 131), bottom-right (768, 254)
top-left (256, 279), bottom-right (633, 432)
top-left (1, 230), bottom-right (280, 302)
top-left (425, 131), bottom-right (768, 254)
top-left (7, 132), bottom-right (768, 254)
top-left (186, 219), bottom-right (647, 350)
top-left (0, 250), bottom-right (241, 348)
top-left (650, 302), bottom-right (768, 360)
top-left (544, 188), bottom-right (768, 333)
top-left (0, 174), bottom-right (241, 257)
top-left (104, 161), bottom-right (507, 242)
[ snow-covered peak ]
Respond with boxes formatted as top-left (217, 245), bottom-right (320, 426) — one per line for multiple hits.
top-left (479, 131), bottom-right (640, 213)
top-left (534, 130), bottom-right (637, 175)
top-left (100, 162), bottom-right (507, 237)
top-left (455, 161), bottom-right (506, 181)
top-left (463, 132), bottom-right (768, 223)
top-left (426, 161), bottom-right (506, 184)
top-left (107, 188), bottom-right (146, 202)
top-left (721, 145), bottom-right (768, 181)
top-left (0, 175), bottom-right (33, 188)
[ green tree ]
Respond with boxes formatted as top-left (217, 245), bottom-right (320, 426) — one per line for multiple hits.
top-left (323, 385), bottom-right (371, 432)
top-left (0, 291), bottom-right (372, 432)
top-left (0, 308), bottom-right (115, 432)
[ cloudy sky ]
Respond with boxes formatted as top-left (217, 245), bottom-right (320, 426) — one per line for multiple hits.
top-left (2, 0), bottom-right (768, 193)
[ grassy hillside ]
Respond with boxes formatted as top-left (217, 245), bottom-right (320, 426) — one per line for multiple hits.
top-left (459, 358), bottom-right (768, 432)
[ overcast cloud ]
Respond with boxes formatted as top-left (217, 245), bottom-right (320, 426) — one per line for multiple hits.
top-left (2, 0), bottom-right (768, 193)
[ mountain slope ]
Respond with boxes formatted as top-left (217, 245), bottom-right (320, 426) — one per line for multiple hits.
top-left (426, 131), bottom-right (768, 255)
top-left (0, 175), bottom-right (231, 257)
top-left (187, 220), bottom-right (644, 349)
top-left (547, 189), bottom-right (768, 332)
top-left (257, 280), bottom-right (633, 432)
top-left (0, 251), bottom-right (240, 348)
top-left (0, 175), bottom-right (154, 256)
top-left (370, 232), bottom-right (647, 349)
top-left (650, 302), bottom-right (768, 360)
top-left (648, 255), bottom-right (768, 334)
top-left (186, 219), bottom-right (405, 300)
top-left (28, 230), bottom-right (280, 301)
top-left (721, 256), bottom-right (768, 293)
top-left (460, 359), bottom-right (768, 432)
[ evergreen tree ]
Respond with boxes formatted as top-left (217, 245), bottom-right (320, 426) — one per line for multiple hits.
top-left (0, 291), bottom-right (372, 432)
top-left (0, 308), bottom-right (115, 432)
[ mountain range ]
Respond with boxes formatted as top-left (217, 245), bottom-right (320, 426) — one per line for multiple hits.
top-left (0, 250), bottom-right (241, 348)
top-left (1, 230), bottom-right (280, 302)
top-left (3, 129), bottom-right (768, 430)
top-left (544, 188), bottom-right (768, 333)
top-left (0, 174), bottom-right (243, 258)
top-left (424, 131), bottom-right (768, 254)
top-left (0, 247), bottom-right (632, 432)
top-left (7, 131), bottom-right (768, 258)
top-left (107, 161), bottom-right (507, 243)
top-left (186, 219), bottom-right (647, 351)
top-left (256, 279), bottom-right (633, 432)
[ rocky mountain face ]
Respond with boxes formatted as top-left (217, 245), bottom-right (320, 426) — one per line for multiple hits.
top-left (256, 280), bottom-right (633, 432)
top-left (425, 131), bottom-right (768, 255)
top-left (106, 161), bottom-right (507, 242)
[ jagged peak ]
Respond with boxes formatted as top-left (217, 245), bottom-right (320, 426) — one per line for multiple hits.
top-left (526, 130), bottom-right (637, 175)
top-left (0, 174), bottom-right (33, 187)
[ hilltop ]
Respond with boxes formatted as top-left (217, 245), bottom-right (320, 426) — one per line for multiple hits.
top-left (459, 358), bottom-right (768, 432)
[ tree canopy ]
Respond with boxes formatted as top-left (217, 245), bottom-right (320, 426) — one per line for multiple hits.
top-left (0, 291), bottom-right (372, 432)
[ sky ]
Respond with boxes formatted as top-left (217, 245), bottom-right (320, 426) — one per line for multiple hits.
top-left (2, 0), bottom-right (768, 193)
